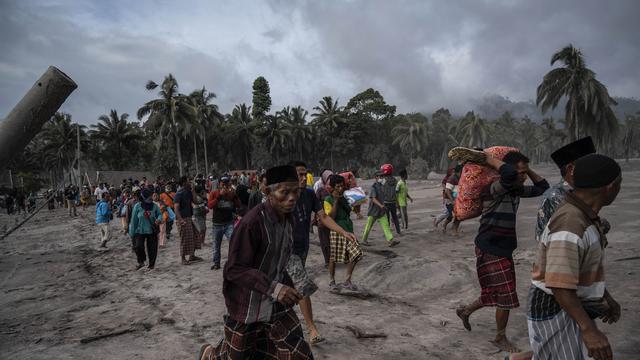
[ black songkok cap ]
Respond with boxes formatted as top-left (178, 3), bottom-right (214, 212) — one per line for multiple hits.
top-left (573, 154), bottom-right (621, 189)
top-left (265, 165), bottom-right (298, 186)
top-left (550, 137), bottom-right (596, 169)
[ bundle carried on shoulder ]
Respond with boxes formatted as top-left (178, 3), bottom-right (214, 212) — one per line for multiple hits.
top-left (344, 186), bottom-right (367, 206)
top-left (449, 146), bottom-right (518, 221)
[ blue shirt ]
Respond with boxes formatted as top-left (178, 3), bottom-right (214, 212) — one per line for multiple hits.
top-left (128, 202), bottom-right (163, 237)
top-left (292, 188), bottom-right (322, 257)
top-left (95, 200), bottom-right (112, 224)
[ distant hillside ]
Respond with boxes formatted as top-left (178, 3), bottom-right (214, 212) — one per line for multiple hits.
top-left (470, 95), bottom-right (640, 122)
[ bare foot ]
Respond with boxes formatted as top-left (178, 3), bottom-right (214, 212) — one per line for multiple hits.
top-left (490, 336), bottom-right (521, 353)
top-left (456, 306), bottom-right (471, 331)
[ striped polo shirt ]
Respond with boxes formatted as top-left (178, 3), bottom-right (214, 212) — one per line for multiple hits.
top-left (531, 192), bottom-right (606, 301)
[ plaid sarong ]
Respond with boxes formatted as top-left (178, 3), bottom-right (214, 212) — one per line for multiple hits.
top-left (178, 218), bottom-right (196, 257)
top-left (206, 308), bottom-right (314, 359)
top-left (194, 228), bottom-right (205, 250)
top-left (330, 231), bottom-right (362, 264)
top-left (475, 246), bottom-right (519, 309)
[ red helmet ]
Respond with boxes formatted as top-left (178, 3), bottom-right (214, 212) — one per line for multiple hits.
top-left (380, 163), bottom-right (393, 175)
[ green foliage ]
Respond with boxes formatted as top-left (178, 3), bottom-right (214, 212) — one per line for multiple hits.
top-left (252, 76), bottom-right (272, 121)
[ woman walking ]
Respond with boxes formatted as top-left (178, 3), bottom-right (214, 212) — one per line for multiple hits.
top-left (324, 174), bottom-right (362, 291)
top-left (129, 188), bottom-right (163, 271)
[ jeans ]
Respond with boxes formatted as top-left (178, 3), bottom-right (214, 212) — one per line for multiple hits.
top-left (212, 223), bottom-right (234, 266)
top-left (385, 202), bottom-right (401, 234)
top-left (135, 233), bottom-right (158, 267)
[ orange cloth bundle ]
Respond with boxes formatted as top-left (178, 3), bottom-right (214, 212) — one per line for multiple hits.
top-left (454, 146), bottom-right (519, 221)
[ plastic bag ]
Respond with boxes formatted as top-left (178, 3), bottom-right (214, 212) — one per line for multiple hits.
top-left (344, 186), bottom-right (367, 206)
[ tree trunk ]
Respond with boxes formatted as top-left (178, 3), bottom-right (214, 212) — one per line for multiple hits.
top-left (174, 132), bottom-right (184, 177)
top-left (203, 130), bottom-right (209, 176)
top-left (245, 151), bottom-right (250, 170)
top-left (193, 135), bottom-right (199, 174)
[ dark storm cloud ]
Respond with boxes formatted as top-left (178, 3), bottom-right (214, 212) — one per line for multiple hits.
top-left (0, 1), bottom-right (248, 124)
top-left (294, 0), bottom-right (640, 112)
top-left (1, 0), bottom-right (638, 124)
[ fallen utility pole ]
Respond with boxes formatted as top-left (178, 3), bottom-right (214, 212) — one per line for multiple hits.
top-left (0, 66), bottom-right (77, 167)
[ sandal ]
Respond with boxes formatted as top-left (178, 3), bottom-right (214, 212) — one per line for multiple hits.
top-left (190, 256), bottom-right (204, 262)
top-left (310, 335), bottom-right (325, 345)
top-left (448, 147), bottom-right (486, 164)
top-left (182, 259), bottom-right (192, 265)
top-left (456, 306), bottom-right (472, 331)
top-left (341, 282), bottom-right (358, 291)
top-left (329, 281), bottom-right (339, 291)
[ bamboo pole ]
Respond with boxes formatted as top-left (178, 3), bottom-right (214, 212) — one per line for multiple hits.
top-left (0, 194), bottom-right (54, 241)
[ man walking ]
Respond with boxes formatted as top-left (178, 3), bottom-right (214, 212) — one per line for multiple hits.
top-left (380, 164), bottom-right (402, 235)
top-left (361, 171), bottom-right (396, 247)
top-left (289, 161), bottom-right (357, 344)
top-left (198, 165), bottom-right (314, 359)
top-left (208, 176), bottom-right (241, 270)
top-left (96, 193), bottom-right (113, 248)
top-left (65, 185), bottom-right (78, 217)
top-left (174, 176), bottom-right (200, 265)
top-left (523, 154), bottom-right (622, 360)
top-left (453, 148), bottom-right (549, 353)
top-left (396, 169), bottom-right (413, 230)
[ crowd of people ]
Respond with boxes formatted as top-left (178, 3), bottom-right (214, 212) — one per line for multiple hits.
top-left (3, 136), bottom-right (624, 360)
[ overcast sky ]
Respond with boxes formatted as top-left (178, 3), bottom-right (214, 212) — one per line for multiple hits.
top-left (1, 0), bottom-right (639, 124)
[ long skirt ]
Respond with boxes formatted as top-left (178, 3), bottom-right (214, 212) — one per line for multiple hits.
top-left (178, 218), bottom-right (196, 257)
top-left (475, 246), bottom-right (519, 309)
top-left (206, 309), bottom-right (313, 360)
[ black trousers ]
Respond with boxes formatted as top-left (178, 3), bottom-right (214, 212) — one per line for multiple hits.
top-left (166, 220), bottom-right (173, 237)
top-left (385, 202), bottom-right (402, 234)
top-left (317, 226), bottom-right (331, 265)
top-left (135, 233), bottom-right (158, 267)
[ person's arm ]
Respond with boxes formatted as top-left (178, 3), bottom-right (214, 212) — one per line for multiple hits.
top-left (318, 209), bottom-right (357, 242)
top-left (223, 220), bottom-right (301, 305)
top-left (369, 186), bottom-right (385, 209)
top-left (444, 183), bottom-right (454, 201)
top-left (520, 168), bottom-right (550, 198)
top-left (173, 195), bottom-right (182, 221)
top-left (552, 288), bottom-right (612, 360)
top-left (207, 191), bottom-right (219, 209)
top-left (128, 205), bottom-right (138, 237)
top-left (154, 205), bottom-right (163, 224)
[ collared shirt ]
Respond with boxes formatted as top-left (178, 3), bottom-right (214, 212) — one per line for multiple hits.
top-left (474, 164), bottom-right (550, 258)
top-left (292, 188), bottom-right (322, 257)
top-left (223, 200), bottom-right (294, 324)
top-left (531, 192), bottom-right (607, 301)
top-left (535, 181), bottom-right (571, 242)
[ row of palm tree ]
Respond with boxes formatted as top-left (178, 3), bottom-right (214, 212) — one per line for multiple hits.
top-left (13, 44), bottom-right (637, 188)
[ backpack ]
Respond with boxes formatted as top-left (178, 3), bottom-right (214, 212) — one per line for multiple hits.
top-left (382, 177), bottom-right (398, 204)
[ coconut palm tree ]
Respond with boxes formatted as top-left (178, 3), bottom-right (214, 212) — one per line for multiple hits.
top-left (278, 106), bottom-right (311, 160)
top-left (263, 114), bottom-right (292, 164)
top-left (392, 113), bottom-right (428, 159)
top-left (41, 112), bottom-right (88, 185)
top-left (228, 103), bottom-right (254, 169)
top-left (189, 87), bottom-right (223, 175)
top-left (536, 44), bottom-right (618, 145)
top-left (311, 96), bottom-right (344, 169)
top-left (137, 74), bottom-right (193, 176)
top-left (457, 111), bottom-right (488, 148)
top-left (90, 110), bottom-right (143, 170)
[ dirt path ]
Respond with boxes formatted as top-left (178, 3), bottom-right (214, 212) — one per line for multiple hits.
top-left (1, 163), bottom-right (639, 359)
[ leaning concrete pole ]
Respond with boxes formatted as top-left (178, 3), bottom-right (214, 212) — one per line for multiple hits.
top-left (0, 66), bottom-right (77, 167)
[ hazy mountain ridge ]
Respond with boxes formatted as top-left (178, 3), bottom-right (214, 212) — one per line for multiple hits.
top-left (468, 94), bottom-right (640, 122)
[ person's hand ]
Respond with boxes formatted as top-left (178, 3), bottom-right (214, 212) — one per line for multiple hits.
top-left (342, 231), bottom-right (357, 243)
top-left (378, 203), bottom-right (386, 210)
top-left (582, 327), bottom-right (612, 360)
top-left (276, 285), bottom-right (302, 306)
top-left (601, 297), bottom-right (621, 324)
top-left (601, 218), bottom-right (611, 234)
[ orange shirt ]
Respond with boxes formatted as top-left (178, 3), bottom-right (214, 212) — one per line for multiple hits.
top-left (160, 192), bottom-right (175, 208)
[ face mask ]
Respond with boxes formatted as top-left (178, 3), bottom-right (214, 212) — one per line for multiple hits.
top-left (377, 179), bottom-right (384, 184)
